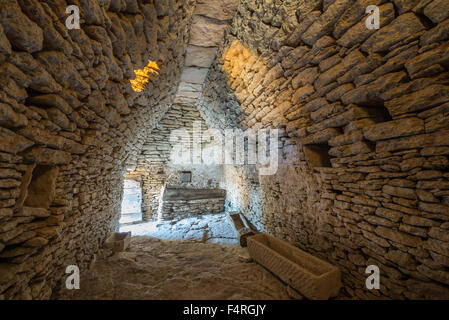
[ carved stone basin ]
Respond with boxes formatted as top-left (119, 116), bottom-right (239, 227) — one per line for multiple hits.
top-left (247, 234), bottom-right (341, 300)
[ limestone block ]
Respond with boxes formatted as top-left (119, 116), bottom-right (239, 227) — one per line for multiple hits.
top-left (361, 13), bottom-right (425, 53)
top-left (104, 232), bottom-right (131, 252)
top-left (17, 0), bottom-right (73, 55)
top-left (0, 25), bottom-right (11, 54)
top-left (176, 91), bottom-right (201, 99)
top-left (337, 3), bottom-right (395, 48)
top-left (0, 127), bottom-right (33, 154)
top-left (0, 0), bottom-right (43, 53)
top-left (0, 102), bottom-right (28, 128)
top-left (333, 0), bottom-right (384, 39)
top-left (363, 118), bottom-right (425, 142)
top-left (423, 0), bottom-right (449, 23)
top-left (36, 51), bottom-right (91, 98)
top-left (301, 0), bottom-right (352, 45)
top-left (385, 85), bottom-right (449, 117)
top-left (22, 146), bottom-right (71, 165)
top-left (180, 67), bottom-right (209, 84)
top-left (420, 19), bottom-right (449, 45)
top-left (247, 234), bottom-right (341, 300)
top-left (394, 0), bottom-right (421, 13)
top-left (194, 0), bottom-right (239, 21)
top-left (405, 43), bottom-right (449, 78)
top-left (189, 15), bottom-right (227, 47)
top-left (21, 207), bottom-right (50, 218)
top-left (178, 82), bottom-right (203, 92)
top-left (375, 226), bottom-right (421, 247)
top-left (78, 0), bottom-right (105, 25)
top-left (185, 45), bottom-right (217, 68)
top-left (9, 52), bottom-right (62, 93)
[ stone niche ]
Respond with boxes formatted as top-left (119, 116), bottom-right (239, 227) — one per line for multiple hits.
top-left (303, 144), bottom-right (333, 168)
top-left (24, 165), bottom-right (59, 210)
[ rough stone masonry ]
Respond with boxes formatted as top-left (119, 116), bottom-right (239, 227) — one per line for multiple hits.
top-left (0, 0), bottom-right (449, 300)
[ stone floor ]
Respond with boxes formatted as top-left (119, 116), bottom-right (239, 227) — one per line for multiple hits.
top-left (54, 236), bottom-right (299, 300)
top-left (119, 212), bottom-right (143, 225)
top-left (120, 213), bottom-right (240, 245)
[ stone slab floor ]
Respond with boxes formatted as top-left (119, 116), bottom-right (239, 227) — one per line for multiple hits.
top-left (120, 213), bottom-right (241, 245)
top-left (54, 236), bottom-right (299, 300)
top-left (53, 214), bottom-right (304, 300)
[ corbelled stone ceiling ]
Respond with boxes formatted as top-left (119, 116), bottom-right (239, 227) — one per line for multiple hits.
top-left (0, 0), bottom-right (449, 302)
top-left (174, 0), bottom-right (239, 105)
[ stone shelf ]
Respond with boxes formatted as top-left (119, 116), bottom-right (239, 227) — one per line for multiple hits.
top-left (162, 188), bottom-right (226, 201)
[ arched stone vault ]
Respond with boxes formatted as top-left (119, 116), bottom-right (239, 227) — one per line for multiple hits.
top-left (174, 0), bottom-right (240, 105)
top-left (1, 0), bottom-right (449, 300)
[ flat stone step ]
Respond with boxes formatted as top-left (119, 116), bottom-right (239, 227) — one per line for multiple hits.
top-left (247, 234), bottom-right (341, 300)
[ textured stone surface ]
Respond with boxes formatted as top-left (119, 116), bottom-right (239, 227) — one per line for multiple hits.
top-left (1, 0), bottom-right (449, 301)
top-left (248, 234), bottom-right (342, 300)
top-left (195, 0), bottom-right (240, 21)
top-left (189, 15), bottom-right (228, 47)
top-left (54, 236), bottom-right (293, 300)
top-left (174, 2), bottom-right (239, 105)
top-left (184, 45), bottom-right (218, 68)
top-left (0, 0), bottom-right (196, 300)
top-left (0, 0), bottom-right (44, 53)
top-left (125, 104), bottom-right (221, 221)
top-left (180, 67), bottom-right (209, 84)
top-left (199, 0), bottom-right (449, 300)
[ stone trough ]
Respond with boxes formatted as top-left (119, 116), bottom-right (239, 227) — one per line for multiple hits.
top-left (247, 234), bottom-right (341, 300)
top-left (226, 212), bottom-right (255, 247)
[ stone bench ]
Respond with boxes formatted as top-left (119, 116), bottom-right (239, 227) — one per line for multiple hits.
top-left (247, 234), bottom-right (341, 300)
top-left (160, 188), bottom-right (226, 220)
top-left (162, 188), bottom-right (226, 201)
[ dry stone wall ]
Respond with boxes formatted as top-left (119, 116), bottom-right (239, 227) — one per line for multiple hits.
top-left (161, 198), bottom-right (226, 220)
top-left (201, 0), bottom-right (449, 299)
top-left (0, 0), bottom-right (195, 299)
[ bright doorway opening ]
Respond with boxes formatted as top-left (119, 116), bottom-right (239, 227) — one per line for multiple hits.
top-left (120, 179), bottom-right (143, 225)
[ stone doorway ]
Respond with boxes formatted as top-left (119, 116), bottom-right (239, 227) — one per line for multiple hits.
top-left (119, 179), bottom-right (143, 225)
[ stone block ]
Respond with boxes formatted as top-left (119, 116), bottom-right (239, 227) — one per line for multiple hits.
top-left (104, 232), bottom-right (131, 252)
top-left (194, 0), bottom-right (239, 21)
top-left (189, 15), bottom-right (227, 47)
top-left (0, 0), bottom-right (43, 52)
top-left (226, 212), bottom-right (255, 247)
top-left (185, 45), bottom-right (217, 68)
